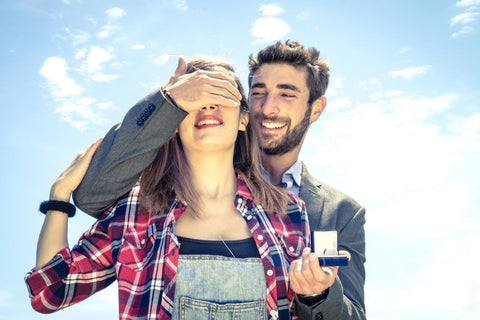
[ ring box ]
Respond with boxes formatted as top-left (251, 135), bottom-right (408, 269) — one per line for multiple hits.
top-left (311, 231), bottom-right (349, 266)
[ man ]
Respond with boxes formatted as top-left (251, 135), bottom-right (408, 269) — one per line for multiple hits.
top-left (73, 40), bottom-right (365, 319)
top-left (246, 41), bottom-right (365, 319)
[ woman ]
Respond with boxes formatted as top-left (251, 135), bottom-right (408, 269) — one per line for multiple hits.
top-left (26, 58), bottom-right (310, 320)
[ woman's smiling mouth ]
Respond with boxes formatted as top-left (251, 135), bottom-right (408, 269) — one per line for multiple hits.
top-left (195, 116), bottom-right (223, 128)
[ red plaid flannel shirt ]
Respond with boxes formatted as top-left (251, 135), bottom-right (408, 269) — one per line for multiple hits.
top-left (25, 175), bottom-right (310, 319)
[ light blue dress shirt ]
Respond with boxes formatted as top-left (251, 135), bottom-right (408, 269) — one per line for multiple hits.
top-left (262, 159), bottom-right (302, 196)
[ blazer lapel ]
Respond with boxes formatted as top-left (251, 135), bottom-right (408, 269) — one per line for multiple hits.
top-left (299, 162), bottom-right (325, 230)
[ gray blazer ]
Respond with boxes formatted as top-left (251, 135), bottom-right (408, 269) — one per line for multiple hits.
top-left (73, 89), bottom-right (366, 319)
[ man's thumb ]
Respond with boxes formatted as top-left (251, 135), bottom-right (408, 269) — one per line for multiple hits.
top-left (173, 57), bottom-right (187, 77)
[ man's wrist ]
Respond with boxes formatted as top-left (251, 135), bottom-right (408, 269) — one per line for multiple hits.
top-left (161, 87), bottom-right (181, 110)
top-left (296, 289), bottom-right (329, 306)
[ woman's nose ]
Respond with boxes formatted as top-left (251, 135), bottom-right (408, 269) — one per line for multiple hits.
top-left (201, 104), bottom-right (219, 111)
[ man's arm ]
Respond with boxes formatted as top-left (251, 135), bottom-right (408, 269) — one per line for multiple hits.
top-left (73, 90), bottom-right (186, 217)
top-left (297, 167), bottom-right (366, 319)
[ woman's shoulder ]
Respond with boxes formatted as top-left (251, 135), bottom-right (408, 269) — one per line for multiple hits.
top-left (105, 186), bottom-right (167, 235)
top-left (110, 186), bottom-right (141, 214)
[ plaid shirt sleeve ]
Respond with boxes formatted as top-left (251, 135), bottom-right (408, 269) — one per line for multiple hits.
top-left (24, 211), bottom-right (117, 313)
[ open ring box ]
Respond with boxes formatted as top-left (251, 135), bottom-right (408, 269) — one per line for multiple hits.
top-left (311, 231), bottom-right (349, 267)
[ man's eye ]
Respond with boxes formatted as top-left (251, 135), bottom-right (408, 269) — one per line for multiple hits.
top-left (281, 93), bottom-right (295, 98)
top-left (251, 91), bottom-right (264, 96)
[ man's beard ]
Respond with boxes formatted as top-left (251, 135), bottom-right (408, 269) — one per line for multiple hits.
top-left (256, 105), bottom-right (312, 156)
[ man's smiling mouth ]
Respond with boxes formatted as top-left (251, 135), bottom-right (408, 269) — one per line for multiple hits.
top-left (262, 121), bottom-right (287, 129)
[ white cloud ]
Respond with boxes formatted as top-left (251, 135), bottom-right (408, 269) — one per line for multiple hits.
top-left (260, 4), bottom-right (284, 16)
top-left (251, 17), bottom-right (290, 43)
top-left (296, 11), bottom-right (310, 20)
top-left (83, 46), bottom-right (113, 73)
top-left (39, 56), bottom-right (112, 129)
top-left (106, 7), bottom-right (126, 19)
top-left (452, 25), bottom-right (475, 37)
top-left (450, 12), bottom-right (480, 26)
top-left (133, 44), bottom-right (146, 50)
top-left (389, 65), bottom-right (432, 79)
top-left (86, 16), bottom-right (97, 26)
top-left (97, 24), bottom-right (118, 38)
top-left (173, 0), bottom-right (188, 11)
top-left (328, 77), bottom-right (343, 96)
top-left (80, 46), bottom-right (118, 82)
top-left (91, 73), bottom-right (119, 82)
top-left (65, 28), bottom-right (91, 46)
top-left (55, 99), bottom-right (94, 121)
top-left (303, 92), bottom-right (480, 238)
top-left (54, 98), bottom-right (106, 130)
top-left (386, 90), bottom-right (403, 96)
top-left (366, 232), bottom-right (480, 318)
top-left (252, 4), bottom-right (289, 43)
top-left (456, 0), bottom-right (480, 7)
top-left (97, 102), bottom-right (116, 110)
top-left (40, 57), bottom-right (84, 98)
top-left (448, 113), bottom-right (480, 147)
top-left (74, 48), bottom-right (86, 59)
top-left (155, 54), bottom-right (171, 64)
top-left (327, 98), bottom-right (351, 113)
top-left (451, 1), bottom-right (479, 37)
top-left (96, 7), bottom-right (125, 39)
top-left (358, 78), bottom-right (381, 89)
top-left (369, 92), bottom-right (384, 100)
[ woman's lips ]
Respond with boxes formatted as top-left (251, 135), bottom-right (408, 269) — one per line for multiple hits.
top-left (195, 115), bottom-right (223, 128)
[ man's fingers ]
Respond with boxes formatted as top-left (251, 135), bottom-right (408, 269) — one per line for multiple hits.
top-left (205, 92), bottom-right (241, 109)
top-left (338, 250), bottom-right (351, 261)
top-left (197, 71), bottom-right (242, 103)
top-left (289, 260), bottom-right (302, 291)
top-left (290, 259), bottom-right (315, 294)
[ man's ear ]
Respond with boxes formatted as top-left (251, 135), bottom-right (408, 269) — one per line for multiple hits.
top-left (310, 96), bottom-right (327, 123)
top-left (239, 112), bottom-right (249, 131)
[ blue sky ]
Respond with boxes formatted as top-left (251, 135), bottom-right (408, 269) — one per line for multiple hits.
top-left (1, 1), bottom-right (479, 319)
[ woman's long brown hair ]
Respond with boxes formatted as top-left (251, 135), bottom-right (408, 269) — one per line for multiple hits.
top-left (139, 58), bottom-right (289, 216)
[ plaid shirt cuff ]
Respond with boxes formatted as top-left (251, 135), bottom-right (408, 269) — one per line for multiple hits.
top-left (25, 247), bottom-right (71, 297)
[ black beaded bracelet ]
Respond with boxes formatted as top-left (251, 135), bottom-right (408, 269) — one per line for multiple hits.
top-left (39, 200), bottom-right (76, 217)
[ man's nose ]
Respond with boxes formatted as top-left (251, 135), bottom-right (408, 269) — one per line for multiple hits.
top-left (260, 94), bottom-right (279, 116)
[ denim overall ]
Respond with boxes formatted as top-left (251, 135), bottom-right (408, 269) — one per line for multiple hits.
top-left (172, 255), bottom-right (268, 320)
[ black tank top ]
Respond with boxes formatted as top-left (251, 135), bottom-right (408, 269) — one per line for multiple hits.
top-left (177, 236), bottom-right (260, 258)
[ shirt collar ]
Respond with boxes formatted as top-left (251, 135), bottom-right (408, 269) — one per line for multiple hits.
top-left (260, 159), bottom-right (302, 186)
top-left (235, 172), bottom-right (254, 201)
top-left (283, 158), bottom-right (302, 188)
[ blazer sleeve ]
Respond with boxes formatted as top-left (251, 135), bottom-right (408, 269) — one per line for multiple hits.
top-left (73, 89), bottom-right (188, 217)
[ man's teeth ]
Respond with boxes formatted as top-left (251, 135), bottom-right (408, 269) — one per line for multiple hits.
top-left (262, 121), bottom-right (285, 129)
top-left (197, 119), bottom-right (221, 126)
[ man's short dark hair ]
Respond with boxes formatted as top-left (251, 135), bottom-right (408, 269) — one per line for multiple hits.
top-left (248, 40), bottom-right (330, 104)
